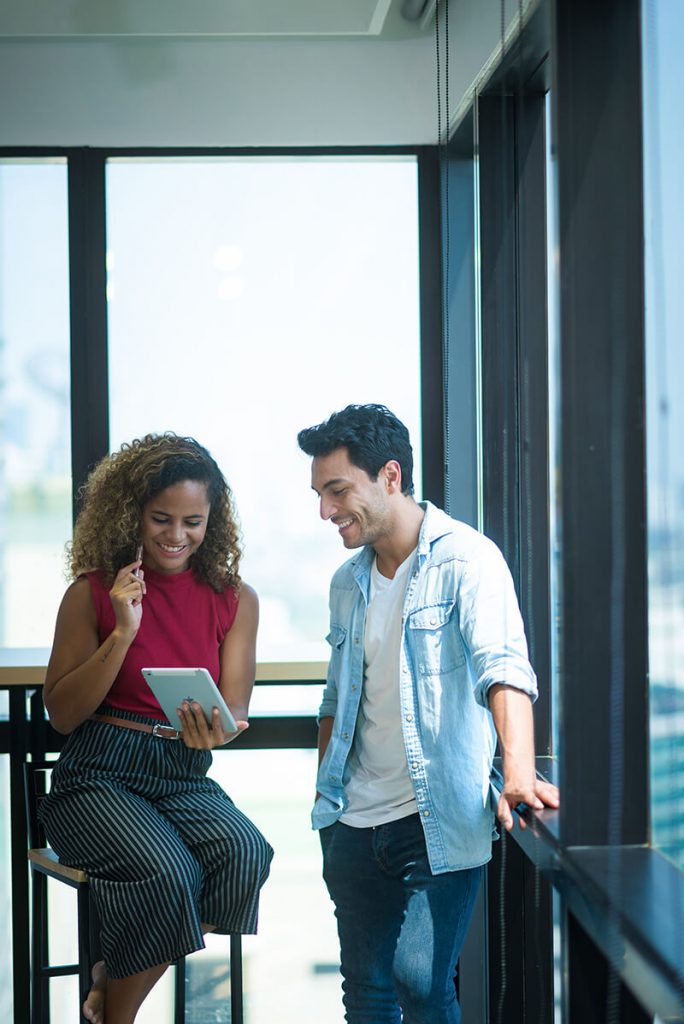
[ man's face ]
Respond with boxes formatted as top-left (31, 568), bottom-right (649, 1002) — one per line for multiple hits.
top-left (311, 447), bottom-right (393, 550)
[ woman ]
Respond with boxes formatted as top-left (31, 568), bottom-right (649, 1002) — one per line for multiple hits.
top-left (40, 433), bottom-right (273, 1024)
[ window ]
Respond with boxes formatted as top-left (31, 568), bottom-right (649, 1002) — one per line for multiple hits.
top-left (103, 153), bottom-right (424, 1022)
top-left (643, 0), bottom-right (684, 869)
top-left (0, 149), bottom-right (428, 1023)
top-left (0, 157), bottom-right (72, 1022)
top-left (105, 156), bottom-right (423, 673)
top-left (0, 161), bottom-right (72, 649)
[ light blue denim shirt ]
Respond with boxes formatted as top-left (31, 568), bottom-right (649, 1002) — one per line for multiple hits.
top-left (312, 501), bottom-right (538, 873)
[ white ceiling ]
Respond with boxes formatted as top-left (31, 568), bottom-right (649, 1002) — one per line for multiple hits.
top-left (0, 0), bottom-right (435, 39)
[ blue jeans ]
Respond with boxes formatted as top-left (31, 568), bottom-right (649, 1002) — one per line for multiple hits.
top-left (320, 813), bottom-right (481, 1024)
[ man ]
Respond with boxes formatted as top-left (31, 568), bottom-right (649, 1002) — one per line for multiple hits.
top-left (297, 403), bottom-right (559, 1024)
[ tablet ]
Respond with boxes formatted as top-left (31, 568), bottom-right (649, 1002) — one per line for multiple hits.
top-left (141, 667), bottom-right (238, 734)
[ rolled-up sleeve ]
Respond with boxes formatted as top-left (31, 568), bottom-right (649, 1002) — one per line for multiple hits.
top-left (318, 656), bottom-right (339, 722)
top-left (457, 537), bottom-right (538, 709)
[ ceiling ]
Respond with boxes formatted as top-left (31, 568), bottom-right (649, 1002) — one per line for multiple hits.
top-left (0, 0), bottom-right (436, 39)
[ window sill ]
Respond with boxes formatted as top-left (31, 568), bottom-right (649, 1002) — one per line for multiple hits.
top-left (493, 756), bottom-right (684, 1021)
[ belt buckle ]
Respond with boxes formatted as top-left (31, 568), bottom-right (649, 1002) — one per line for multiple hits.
top-left (152, 722), bottom-right (180, 740)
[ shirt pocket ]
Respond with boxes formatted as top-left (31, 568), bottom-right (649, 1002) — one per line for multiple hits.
top-left (407, 601), bottom-right (465, 675)
top-left (326, 624), bottom-right (347, 650)
top-left (325, 624), bottom-right (348, 672)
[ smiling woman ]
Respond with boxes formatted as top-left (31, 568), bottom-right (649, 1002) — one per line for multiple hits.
top-left (39, 432), bottom-right (273, 1023)
top-left (141, 481), bottom-right (210, 574)
top-left (68, 434), bottom-right (243, 594)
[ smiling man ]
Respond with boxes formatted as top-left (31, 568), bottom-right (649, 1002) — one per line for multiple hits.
top-left (297, 403), bottom-right (558, 1024)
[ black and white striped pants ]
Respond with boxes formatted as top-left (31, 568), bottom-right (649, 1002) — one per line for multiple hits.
top-left (39, 711), bottom-right (273, 979)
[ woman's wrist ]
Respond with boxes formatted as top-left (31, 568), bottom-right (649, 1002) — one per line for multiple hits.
top-left (110, 624), bottom-right (138, 647)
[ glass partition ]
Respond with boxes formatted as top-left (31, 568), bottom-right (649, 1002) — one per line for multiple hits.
top-left (0, 161), bottom-right (72, 649)
top-left (0, 160), bottom-right (71, 1021)
top-left (643, 0), bottom-right (684, 868)
top-left (201, 748), bottom-right (341, 1022)
top-left (545, 92), bottom-right (562, 765)
top-left (105, 156), bottom-right (423, 667)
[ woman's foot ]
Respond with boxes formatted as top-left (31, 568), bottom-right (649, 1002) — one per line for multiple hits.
top-left (83, 960), bottom-right (107, 1023)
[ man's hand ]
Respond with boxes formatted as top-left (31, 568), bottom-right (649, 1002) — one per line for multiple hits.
top-left (497, 775), bottom-right (560, 832)
top-left (488, 684), bottom-right (560, 831)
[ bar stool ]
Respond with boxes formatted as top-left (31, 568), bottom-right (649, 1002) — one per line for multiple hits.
top-left (24, 760), bottom-right (244, 1023)
top-left (23, 760), bottom-right (96, 1024)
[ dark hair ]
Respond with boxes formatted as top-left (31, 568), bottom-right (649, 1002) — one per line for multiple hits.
top-left (297, 404), bottom-right (414, 496)
top-left (69, 433), bottom-right (242, 591)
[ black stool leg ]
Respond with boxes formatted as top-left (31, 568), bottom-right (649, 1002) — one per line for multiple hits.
top-left (174, 956), bottom-right (186, 1024)
top-left (30, 869), bottom-right (48, 1024)
top-left (77, 884), bottom-right (92, 1024)
top-left (230, 935), bottom-right (243, 1024)
top-left (88, 890), bottom-right (102, 965)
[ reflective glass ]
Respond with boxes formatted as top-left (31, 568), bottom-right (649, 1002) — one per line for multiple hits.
top-left (0, 160), bottom-right (71, 1021)
top-left (0, 161), bottom-right (72, 649)
top-left (643, 1), bottom-right (684, 867)
top-left (545, 93), bottom-right (562, 764)
top-left (197, 749), bottom-right (340, 1023)
top-left (248, 682), bottom-right (324, 717)
top-left (105, 156), bottom-right (423, 664)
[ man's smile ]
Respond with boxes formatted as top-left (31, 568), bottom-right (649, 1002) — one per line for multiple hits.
top-left (334, 517), bottom-right (354, 531)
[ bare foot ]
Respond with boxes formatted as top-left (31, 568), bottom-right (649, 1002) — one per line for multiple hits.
top-left (83, 960), bottom-right (107, 1024)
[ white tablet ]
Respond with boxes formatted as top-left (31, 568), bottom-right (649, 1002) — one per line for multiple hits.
top-left (141, 667), bottom-right (238, 734)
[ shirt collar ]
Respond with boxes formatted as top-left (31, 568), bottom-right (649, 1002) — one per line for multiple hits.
top-left (416, 501), bottom-right (453, 555)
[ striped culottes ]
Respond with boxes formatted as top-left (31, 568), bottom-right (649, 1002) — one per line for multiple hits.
top-left (39, 711), bottom-right (273, 979)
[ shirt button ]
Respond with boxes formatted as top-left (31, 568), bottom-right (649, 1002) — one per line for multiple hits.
top-left (430, 617), bottom-right (437, 626)
top-left (412, 761), bottom-right (419, 769)
top-left (342, 732), bottom-right (349, 740)
top-left (406, 714), bottom-right (413, 722)
top-left (330, 775), bottom-right (338, 782)
top-left (354, 638), bottom-right (360, 645)
top-left (423, 809), bottom-right (430, 817)
top-left (352, 684), bottom-right (358, 691)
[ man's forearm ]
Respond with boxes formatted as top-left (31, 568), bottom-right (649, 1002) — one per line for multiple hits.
top-left (318, 715), bottom-right (334, 765)
top-left (488, 684), bottom-right (536, 789)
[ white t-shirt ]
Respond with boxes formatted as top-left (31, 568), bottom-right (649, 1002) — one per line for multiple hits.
top-left (340, 548), bottom-right (418, 827)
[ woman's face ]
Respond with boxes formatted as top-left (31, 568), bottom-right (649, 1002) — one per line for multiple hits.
top-left (140, 479), bottom-right (211, 575)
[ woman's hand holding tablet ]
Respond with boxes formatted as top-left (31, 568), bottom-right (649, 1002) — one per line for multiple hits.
top-left (141, 667), bottom-right (240, 735)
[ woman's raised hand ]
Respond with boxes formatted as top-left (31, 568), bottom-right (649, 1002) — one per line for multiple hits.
top-left (109, 559), bottom-right (146, 637)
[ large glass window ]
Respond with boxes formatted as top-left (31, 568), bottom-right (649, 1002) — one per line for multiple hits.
top-left (0, 161), bottom-right (71, 1021)
top-left (204, 750), bottom-right (341, 1021)
top-left (0, 161), bottom-right (72, 649)
top-left (545, 93), bottom-right (561, 767)
top-left (643, 1), bottom-right (684, 868)
top-left (105, 156), bottom-right (423, 671)
top-left (103, 154), bottom-right (423, 1022)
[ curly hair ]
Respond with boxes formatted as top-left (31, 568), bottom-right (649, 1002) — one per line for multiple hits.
top-left (297, 403), bottom-right (414, 496)
top-left (68, 434), bottom-right (242, 591)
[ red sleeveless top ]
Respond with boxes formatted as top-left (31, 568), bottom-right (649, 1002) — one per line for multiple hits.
top-left (86, 566), bottom-right (239, 720)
